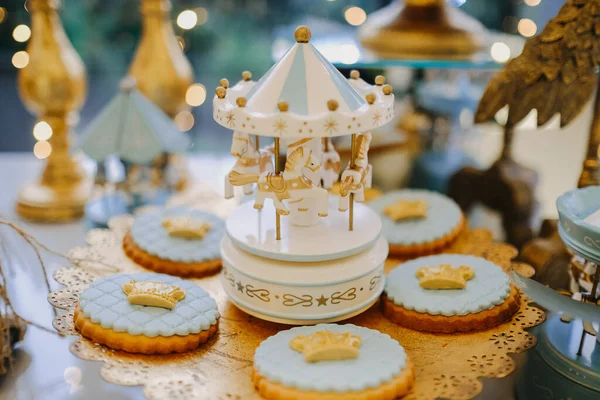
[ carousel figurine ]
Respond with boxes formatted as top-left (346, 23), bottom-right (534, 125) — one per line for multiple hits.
top-left (321, 136), bottom-right (341, 190)
top-left (80, 76), bottom-right (190, 226)
top-left (213, 26), bottom-right (395, 324)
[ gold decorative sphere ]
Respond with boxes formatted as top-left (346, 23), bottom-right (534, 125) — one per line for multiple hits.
top-left (382, 84), bottom-right (393, 95)
top-left (375, 75), bottom-right (385, 86)
top-left (294, 26), bottom-right (312, 43)
top-left (219, 78), bottom-right (230, 89)
top-left (236, 97), bottom-right (247, 107)
top-left (216, 87), bottom-right (226, 99)
top-left (242, 71), bottom-right (252, 81)
top-left (278, 101), bottom-right (289, 112)
top-left (366, 93), bottom-right (376, 105)
top-left (350, 70), bottom-right (360, 80)
top-left (327, 99), bottom-right (339, 111)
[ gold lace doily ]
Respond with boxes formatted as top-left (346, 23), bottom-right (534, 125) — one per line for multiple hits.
top-left (49, 220), bottom-right (545, 400)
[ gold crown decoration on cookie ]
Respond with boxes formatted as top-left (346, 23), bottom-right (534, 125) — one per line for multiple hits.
top-left (161, 216), bottom-right (212, 239)
top-left (122, 280), bottom-right (186, 309)
top-left (416, 264), bottom-right (475, 290)
top-left (383, 200), bottom-right (428, 221)
top-left (290, 330), bottom-right (362, 363)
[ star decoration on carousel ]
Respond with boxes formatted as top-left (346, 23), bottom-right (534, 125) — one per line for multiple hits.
top-left (225, 111), bottom-right (236, 127)
top-left (324, 117), bottom-right (338, 134)
top-left (273, 119), bottom-right (287, 135)
top-left (316, 295), bottom-right (328, 306)
top-left (236, 281), bottom-right (244, 292)
top-left (372, 110), bottom-right (382, 126)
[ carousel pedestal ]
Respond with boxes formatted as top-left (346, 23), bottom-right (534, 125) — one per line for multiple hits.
top-left (221, 202), bottom-right (388, 324)
top-left (516, 315), bottom-right (600, 400)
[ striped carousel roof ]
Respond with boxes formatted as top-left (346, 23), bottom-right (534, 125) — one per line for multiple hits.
top-left (245, 27), bottom-right (367, 116)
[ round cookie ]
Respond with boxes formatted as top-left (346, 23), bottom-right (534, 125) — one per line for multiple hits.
top-left (123, 207), bottom-right (224, 278)
top-left (75, 273), bottom-right (219, 354)
top-left (369, 189), bottom-right (465, 257)
top-left (383, 254), bottom-right (520, 333)
top-left (253, 323), bottom-right (414, 400)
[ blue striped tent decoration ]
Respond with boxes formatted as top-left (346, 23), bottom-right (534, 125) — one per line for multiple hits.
top-left (213, 26), bottom-right (395, 138)
top-left (80, 76), bottom-right (191, 165)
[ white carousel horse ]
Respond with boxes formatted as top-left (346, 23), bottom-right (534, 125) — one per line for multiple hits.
top-left (228, 146), bottom-right (329, 217)
top-left (338, 132), bottom-right (373, 212)
top-left (321, 137), bottom-right (341, 189)
top-left (225, 131), bottom-right (274, 199)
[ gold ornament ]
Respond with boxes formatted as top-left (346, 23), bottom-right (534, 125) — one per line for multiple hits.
top-left (161, 216), bottom-right (211, 239)
top-left (294, 26), bottom-right (311, 43)
top-left (122, 280), bottom-right (186, 309)
top-left (416, 264), bottom-right (475, 290)
top-left (383, 200), bottom-right (428, 221)
top-left (16, 0), bottom-right (91, 222)
top-left (129, 0), bottom-right (194, 190)
top-left (290, 331), bottom-right (362, 363)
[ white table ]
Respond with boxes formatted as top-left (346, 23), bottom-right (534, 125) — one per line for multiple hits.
top-left (0, 135), bottom-right (585, 398)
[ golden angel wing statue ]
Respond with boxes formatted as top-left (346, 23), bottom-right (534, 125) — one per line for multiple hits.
top-left (476, 0), bottom-right (600, 128)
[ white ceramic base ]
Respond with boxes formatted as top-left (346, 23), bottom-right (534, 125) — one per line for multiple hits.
top-left (225, 200), bottom-right (382, 262)
top-left (220, 235), bottom-right (387, 323)
top-left (229, 298), bottom-right (379, 325)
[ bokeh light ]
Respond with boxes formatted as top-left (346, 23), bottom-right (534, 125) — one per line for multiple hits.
top-left (175, 110), bottom-right (195, 132)
top-left (33, 121), bottom-right (53, 141)
top-left (195, 8), bottom-right (208, 25)
top-left (12, 51), bottom-right (29, 69)
top-left (344, 7), bottom-right (367, 26)
top-left (524, 0), bottom-right (541, 6)
top-left (339, 44), bottom-right (360, 64)
top-left (33, 140), bottom-right (52, 159)
top-left (490, 42), bottom-right (511, 63)
top-left (0, 8), bottom-right (7, 24)
top-left (177, 10), bottom-right (198, 30)
top-left (186, 84), bottom-right (207, 107)
top-left (518, 18), bottom-right (537, 37)
top-left (13, 24), bottom-right (31, 42)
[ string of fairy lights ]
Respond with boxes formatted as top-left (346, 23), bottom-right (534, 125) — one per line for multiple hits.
top-left (1, 0), bottom-right (545, 159)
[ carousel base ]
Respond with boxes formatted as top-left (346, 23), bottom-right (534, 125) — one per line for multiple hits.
top-left (220, 234), bottom-right (388, 325)
top-left (226, 201), bottom-right (382, 262)
top-left (516, 315), bottom-right (600, 400)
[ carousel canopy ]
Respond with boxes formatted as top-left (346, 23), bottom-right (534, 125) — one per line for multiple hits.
top-left (80, 77), bottom-right (190, 165)
top-left (213, 26), bottom-right (395, 138)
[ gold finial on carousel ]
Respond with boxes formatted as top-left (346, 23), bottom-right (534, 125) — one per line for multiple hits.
top-left (294, 25), bottom-right (312, 43)
top-left (327, 99), bottom-right (339, 111)
top-left (278, 101), bottom-right (289, 112)
top-left (350, 70), bottom-right (360, 80)
top-left (219, 78), bottom-right (230, 89)
top-left (366, 93), bottom-right (376, 105)
top-left (216, 86), bottom-right (226, 99)
top-left (382, 84), bottom-right (393, 96)
top-left (236, 97), bottom-right (247, 107)
top-left (242, 71), bottom-right (252, 81)
top-left (375, 75), bottom-right (386, 86)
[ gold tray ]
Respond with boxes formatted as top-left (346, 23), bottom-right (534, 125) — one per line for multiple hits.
top-left (50, 220), bottom-right (544, 400)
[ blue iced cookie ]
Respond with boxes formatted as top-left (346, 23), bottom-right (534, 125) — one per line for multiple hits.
top-left (252, 323), bottom-right (414, 400)
top-left (369, 190), bottom-right (464, 257)
top-left (124, 207), bottom-right (225, 277)
top-left (383, 254), bottom-right (520, 333)
top-left (75, 273), bottom-right (219, 354)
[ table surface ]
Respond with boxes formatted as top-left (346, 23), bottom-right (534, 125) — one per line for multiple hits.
top-left (0, 131), bottom-right (587, 399)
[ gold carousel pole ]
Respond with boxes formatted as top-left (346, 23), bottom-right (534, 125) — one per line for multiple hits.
top-left (274, 136), bottom-right (281, 240)
top-left (16, 0), bottom-right (90, 222)
top-left (349, 134), bottom-right (357, 231)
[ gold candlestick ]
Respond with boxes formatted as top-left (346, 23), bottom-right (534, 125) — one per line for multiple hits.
top-left (16, 0), bottom-right (90, 222)
top-left (359, 0), bottom-right (486, 59)
top-left (129, 0), bottom-right (194, 190)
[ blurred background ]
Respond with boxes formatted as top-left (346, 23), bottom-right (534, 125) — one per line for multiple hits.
top-left (0, 0), bottom-right (566, 155)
